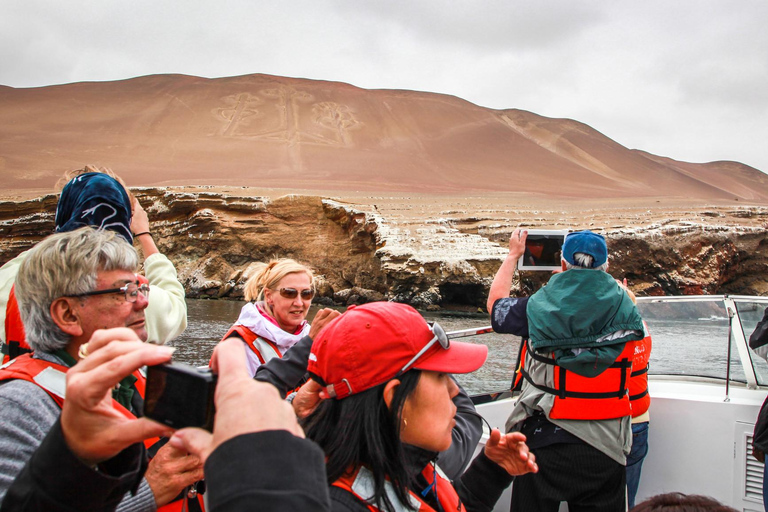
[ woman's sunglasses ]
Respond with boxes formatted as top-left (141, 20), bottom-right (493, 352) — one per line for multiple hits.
top-left (278, 287), bottom-right (315, 300)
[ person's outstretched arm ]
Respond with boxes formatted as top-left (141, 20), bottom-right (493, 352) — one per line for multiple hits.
top-left (171, 339), bottom-right (331, 512)
top-left (131, 198), bottom-right (188, 344)
top-left (487, 228), bottom-right (527, 313)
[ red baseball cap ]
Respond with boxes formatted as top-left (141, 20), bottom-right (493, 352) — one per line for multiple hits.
top-left (307, 302), bottom-right (488, 400)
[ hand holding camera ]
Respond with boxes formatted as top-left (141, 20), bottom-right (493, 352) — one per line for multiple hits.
top-left (167, 338), bottom-right (305, 464)
top-left (62, 328), bottom-right (175, 466)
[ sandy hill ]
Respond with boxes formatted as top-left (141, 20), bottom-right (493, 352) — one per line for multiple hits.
top-left (1, 73), bottom-right (767, 202)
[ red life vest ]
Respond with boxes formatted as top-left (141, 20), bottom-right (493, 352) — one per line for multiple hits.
top-left (2, 285), bottom-right (30, 364)
top-left (629, 322), bottom-right (652, 418)
top-left (513, 338), bottom-right (635, 420)
top-left (0, 354), bottom-right (205, 512)
top-left (220, 325), bottom-right (282, 365)
top-left (332, 464), bottom-right (466, 512)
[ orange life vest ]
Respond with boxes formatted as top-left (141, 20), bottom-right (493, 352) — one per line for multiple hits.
top-left (220, 324), bottom-right (283, 365)
top-left (513, 338), bottom-right (635, 420)
top-left (628, 322), bottom-right (652, 418)
top-left (332, 464), bottom-right (466, 512)
top-left (0, 354), bottom-right (205, 512)
top-left (2, 285), bottom-right (30, 364)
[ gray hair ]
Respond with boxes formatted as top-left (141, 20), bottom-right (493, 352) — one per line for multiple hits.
top-left (15, 227), bottom-right (139, 353)
top-left (563, 252), bottom-right (609, 272)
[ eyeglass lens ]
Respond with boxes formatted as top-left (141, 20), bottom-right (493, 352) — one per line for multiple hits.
top-left (125, 283), bottom-right (150, 302)
top-left (279, 287), bottom-right (314, 300)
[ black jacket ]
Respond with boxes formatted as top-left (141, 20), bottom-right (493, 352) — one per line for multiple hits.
top-left (3, 420), bottom-right (331, 512)
top-left (1, 419), bottom-right (147, 512)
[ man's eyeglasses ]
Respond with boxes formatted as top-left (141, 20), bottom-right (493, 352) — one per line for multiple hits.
top-left (69, 281), bottom-right (150, 303)
top-left (278, 287), bottom-right (315, 300)
top-left (396, 322), bottom-right (449, 376)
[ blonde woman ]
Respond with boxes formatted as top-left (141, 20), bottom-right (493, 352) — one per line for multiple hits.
top-left (222, 259), bottom-right (315, 377)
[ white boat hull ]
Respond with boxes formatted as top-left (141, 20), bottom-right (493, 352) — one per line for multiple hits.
top-left (474, 377), bottom-right (767, 511)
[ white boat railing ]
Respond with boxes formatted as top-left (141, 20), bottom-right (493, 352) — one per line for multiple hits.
top-left (636, 294), bottom-right (768, 393)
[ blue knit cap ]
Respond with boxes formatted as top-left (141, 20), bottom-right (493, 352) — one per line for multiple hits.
top-left (562, 230), bottom-right (607, 268)
top-left (54, 172), bottom-right (133, 243)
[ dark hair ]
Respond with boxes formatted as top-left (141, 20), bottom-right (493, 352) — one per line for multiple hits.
top-left (630, 493), bottom-right (737, 512)
top-left (302, 370), bottom-right (422, 512)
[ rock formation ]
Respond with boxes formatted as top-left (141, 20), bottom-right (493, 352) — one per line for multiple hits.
top-left (2, 188), bottom-right (767, 309)
top-left (2, 73), bottom-right (768, 307)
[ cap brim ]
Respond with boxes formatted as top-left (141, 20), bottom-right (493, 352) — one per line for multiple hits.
top-left (414, 340), bottom-right (488, 375)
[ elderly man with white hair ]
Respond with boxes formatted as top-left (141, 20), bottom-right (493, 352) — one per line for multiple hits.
top-left (0, 227), bottom-right (202, 511)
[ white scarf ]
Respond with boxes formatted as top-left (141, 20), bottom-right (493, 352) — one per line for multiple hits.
top-left (234, 302), bottom-right (310, 351)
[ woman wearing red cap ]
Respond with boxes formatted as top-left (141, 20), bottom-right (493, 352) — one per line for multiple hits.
top-left (303, 301), bottom-right (538, 512)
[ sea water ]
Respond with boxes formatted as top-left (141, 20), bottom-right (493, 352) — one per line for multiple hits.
top-left (171, 298), bottom-right (768, 396)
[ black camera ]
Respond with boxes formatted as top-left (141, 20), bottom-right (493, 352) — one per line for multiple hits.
top-left (144, 362), bottom-right (217, 432)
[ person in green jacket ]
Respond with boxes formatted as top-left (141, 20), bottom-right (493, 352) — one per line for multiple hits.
top-left (487, 229), bottom-right (644, 512)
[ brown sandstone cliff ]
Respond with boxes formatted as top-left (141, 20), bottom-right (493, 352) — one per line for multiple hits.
top-left (2, 189), bottom-right (767, 309)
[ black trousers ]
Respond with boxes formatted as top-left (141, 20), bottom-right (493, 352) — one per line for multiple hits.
top-left (510, 441), bottom-right (626, 512)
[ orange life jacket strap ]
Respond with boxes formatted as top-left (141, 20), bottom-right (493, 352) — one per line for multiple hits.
top-left (519, 364), bottom-right (628, 399)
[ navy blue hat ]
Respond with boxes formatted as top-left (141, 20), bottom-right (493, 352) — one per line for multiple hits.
top-left (54, 172), bottom-right (133, 243)
top-left (562, 230), bottom-right (607, 268)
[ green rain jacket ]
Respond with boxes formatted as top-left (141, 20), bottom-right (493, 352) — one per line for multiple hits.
top-left (527, 269), bottom-right (644, 377)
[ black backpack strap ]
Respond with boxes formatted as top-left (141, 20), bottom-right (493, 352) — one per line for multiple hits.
top-left (1, 341), bottom-right (32, 360)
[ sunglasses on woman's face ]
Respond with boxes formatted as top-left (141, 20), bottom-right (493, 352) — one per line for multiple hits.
top-left (278, 287), bottom-right (315, 300)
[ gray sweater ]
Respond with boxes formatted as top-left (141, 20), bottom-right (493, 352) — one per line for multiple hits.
top-left (0, 351), bottom-right (157, 511)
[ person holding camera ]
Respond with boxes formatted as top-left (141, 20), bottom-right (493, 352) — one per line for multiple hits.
top-left (0, 227), bottom-right (201, 511)
top-left (3, 332), bottom-right (329, 512)
top-left (487, 228), bottom-right (645, 511)
top-left (220, 258), bottom-right (316, 377)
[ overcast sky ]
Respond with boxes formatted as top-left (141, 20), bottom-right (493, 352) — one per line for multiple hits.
top-left (2, 1), bottom-right (766, 173)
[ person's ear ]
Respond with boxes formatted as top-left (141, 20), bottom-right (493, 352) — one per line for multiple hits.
top-left (50, 297), bottom-right (84, 337)
top-left (382, 379), bottom-right (401, 411)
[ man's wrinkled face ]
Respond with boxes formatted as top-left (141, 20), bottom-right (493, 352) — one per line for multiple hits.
top-left (76, 269), bottom-right (149, 342)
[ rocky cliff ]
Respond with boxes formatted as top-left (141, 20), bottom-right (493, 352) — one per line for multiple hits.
top-left (2, 188), bottom-right (767, 309)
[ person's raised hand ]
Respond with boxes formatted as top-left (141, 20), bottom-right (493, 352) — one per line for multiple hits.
top-left (291, 379), bottom-right (328, 419)
top-left (484, 429), bottom-right (538, 476)
top-left (62, 328), bottom-right (175, 467)
top-left (309, 308), bottom-right (341, 339)
top-left (508, 228), bottom-right (528, 262)
top-left (169, 338), bottom-right (304, 464)
top-left (130, 197), bottom-right (150, 235)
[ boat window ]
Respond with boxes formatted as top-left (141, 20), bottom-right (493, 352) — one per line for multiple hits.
top-left (636, 298), bottom-right (747, 383)
top-left (735, 300), bottom-right (768, 387)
